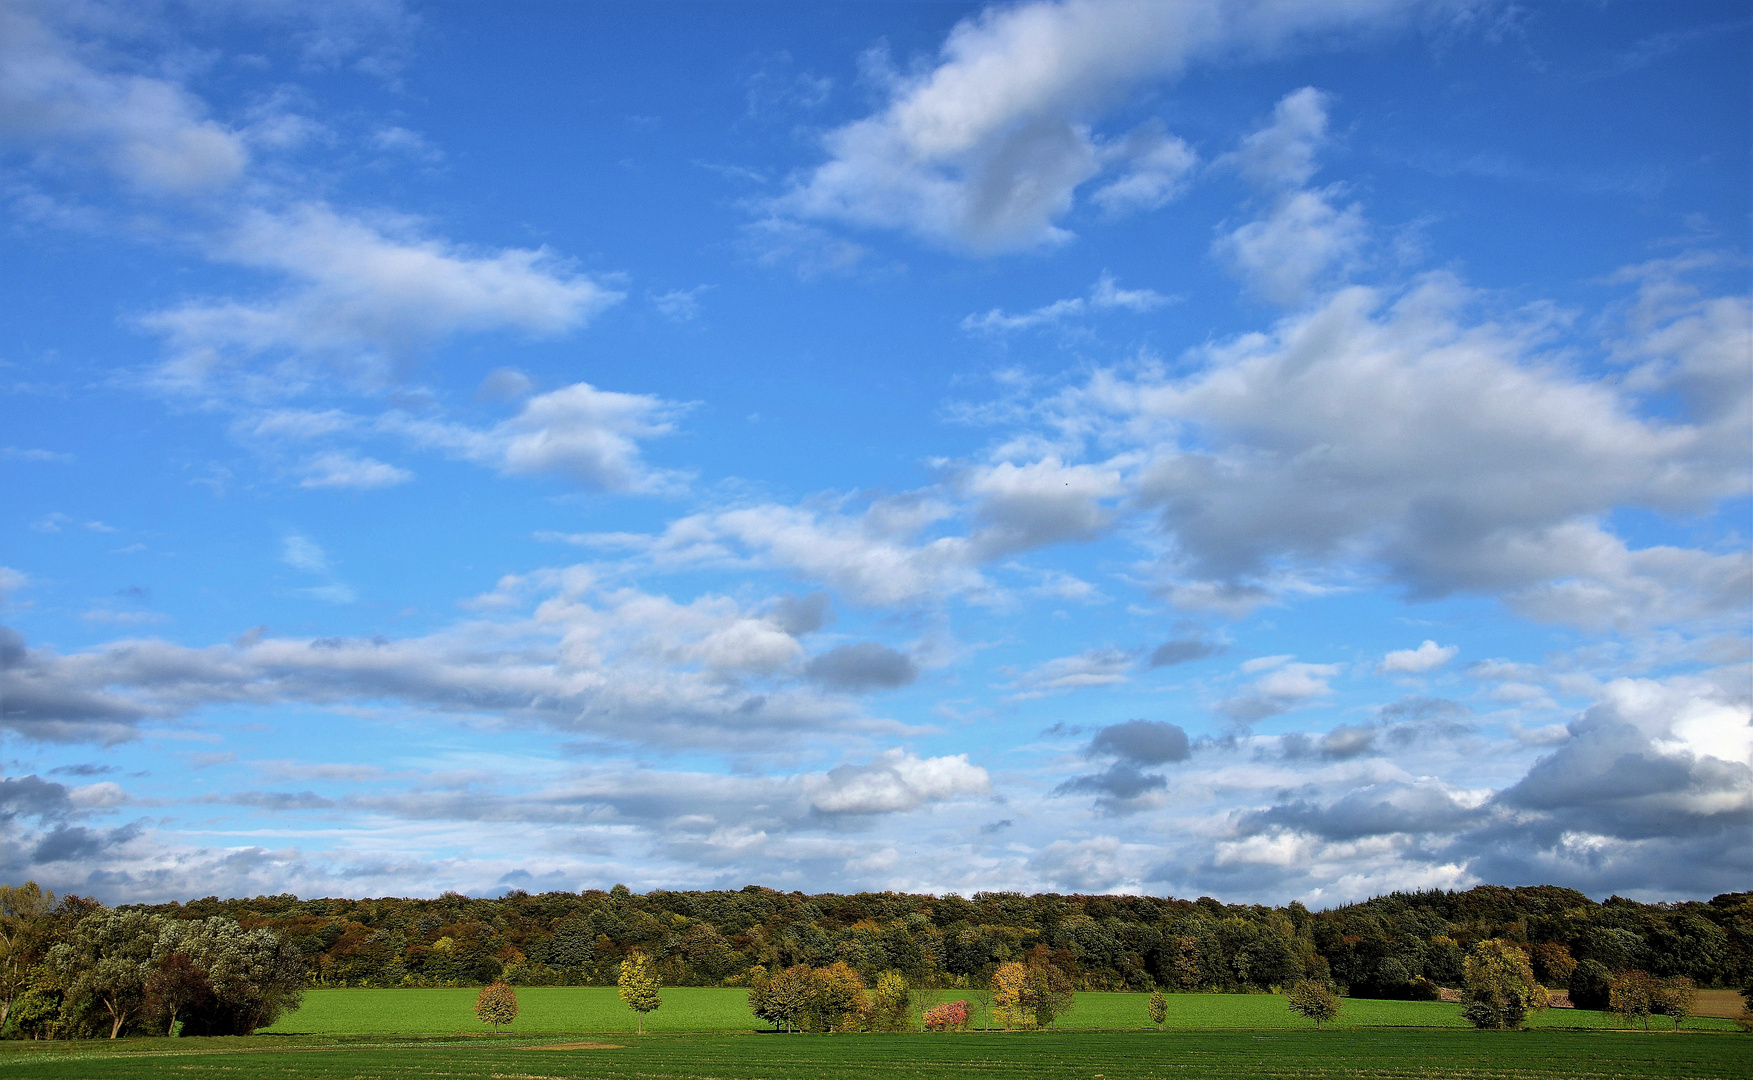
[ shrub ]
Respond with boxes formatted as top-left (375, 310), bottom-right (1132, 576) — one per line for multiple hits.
top-left (1148, 989), bottom-right (1166, 1028)
top-left (922, 999), bottom-right (969, 1032)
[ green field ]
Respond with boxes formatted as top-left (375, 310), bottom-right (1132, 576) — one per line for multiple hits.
top-left (0, 1029), bottom-right (1748, 1080)
top-left (262, 986), bottom-right (1741, 1035)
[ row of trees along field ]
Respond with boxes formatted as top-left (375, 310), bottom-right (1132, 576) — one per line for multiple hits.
top-left (1, 881), bottom-right (1748, 1039)
top-left (0, 884), bottom-right (304, 1039)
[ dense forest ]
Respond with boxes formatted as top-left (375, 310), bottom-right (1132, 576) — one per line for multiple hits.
top-left (118, 884), bottom-right (1752, 999)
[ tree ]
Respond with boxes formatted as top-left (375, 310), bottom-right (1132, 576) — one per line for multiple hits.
top-left (1609, 971), bottom-right (1656, 1030)
top-left (870, 969), bottom-right (913, 1033)
top-left (1569, 959), bottom-right (1613, 1010)
top-left (1652, 976), bottom-right (1694, 1030)
top-left (811, 962), bottom-right (866, 1032)
top-left (765, 965), bottom-right (812, 1033)
top-left (150, 917), bottom-right (305, 1036)
top-left (50, 910), bottom-right (164, 1038)
top-left (989, 961), bottom-right (1033, 1029)
top-left (1287, 980), bottom-right (1341, 1029)
top-left (616, 952), bottom-right (662, 1035)
top-left (475, 980), bottom-right (518, 1032)
top-left (1148, 989), bottom-right (1167, 1029)
top-left (1460, 940), bottom-right (1548, 1031)
top-left (0, 882), bottom-right (53, 1030)
top-left (923, 999), bottom-right (969, 1032)
top-left (1028, 953), bottom-right (1075, 1029)
top-left (145, 953), bottom-right (210, 1036)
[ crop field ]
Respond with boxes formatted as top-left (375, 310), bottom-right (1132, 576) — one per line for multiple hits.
top-left (262, 986), bottom-right (1742, 1036)
top-left (0, 1028), bottom-right (1748, 1080)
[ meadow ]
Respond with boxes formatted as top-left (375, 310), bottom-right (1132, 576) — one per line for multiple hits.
top-left (0, 1028), bottom-right (1748, 1080)
top-left (260, 986), bottom-right (1743, 1035)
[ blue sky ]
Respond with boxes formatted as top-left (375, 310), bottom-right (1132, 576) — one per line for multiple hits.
top-left (0, 0), bottom-right (1747, 906)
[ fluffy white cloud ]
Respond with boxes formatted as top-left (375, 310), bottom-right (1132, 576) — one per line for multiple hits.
top-left (0, 4), bottom-right (249, 192)
top-left (146, 205), bottom-right (623, 397)
top-left (1216, 658), bottom-right (1342, 722)
top-left (776, 0), bottom-right (1440, 251)
top-left (805, 750), bottom-right (989, 814)
top-left (383, 382), bottom-right (685, 493)
top-left (1377, 640), bottom-right (1457, 674)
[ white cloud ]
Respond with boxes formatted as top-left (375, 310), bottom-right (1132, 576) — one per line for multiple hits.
top-left (1093, 123), bottom-right (1197, 214)
top-left (1, 447), bottom-right (74, 463)
top-left (961, 272), bottom-right (1171, 333)
top-left (280, 537), bottom-right (327, 574)
top-left (1217, 660), bottom-right (1341, 722)
top-left (382, 381), bottom-right (685, 493)
top-left (1224, 86), bottom-right (1331, 188)
top-left (298, 451), bottom-right (413, 490)
top-left (805, 750), bottom-right (989, 814)
top-left (145, 204), bottom-right (624, 397)
top-left (1378, 639), bottom-right (1458, 674)
top-left (0, 566), bottom-right (26, 599)
top-left (0, 5), bottom-right (249, 192)
top-left (776, 0), bottom-right (1436, 251)
top-left (1002, 647), bottom-right (1134, 700)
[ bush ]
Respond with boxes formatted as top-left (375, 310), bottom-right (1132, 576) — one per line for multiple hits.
top-left (922, 999), bottom-right (968, 1032)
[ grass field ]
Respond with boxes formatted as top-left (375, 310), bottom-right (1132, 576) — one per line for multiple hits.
top-left (0, 1028), bottom-right (1748, 1080)
top-left (261, 986), bottom-right (1743, 1035)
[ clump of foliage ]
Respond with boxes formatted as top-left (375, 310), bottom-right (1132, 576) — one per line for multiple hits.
top-left (990, 948), bottom-right (1075, 1030)
top-left (870, 969), bottom-right (914, 1032)
top-left (1652, 975), bottom-right (1694, 1029)
top-left (474, 980), bottom-right (518, 1031)
top-left (616, 952), bottom-right (662, 1034)
top-left (1286, 980), bottom-right (1341, 1028)
top-left (1148, 988), bottom-right (1166, 1028)
top-left (923, 998), bottom-right (968, 1031)
top-left (1460, 940), bottom-right (1548, 1030)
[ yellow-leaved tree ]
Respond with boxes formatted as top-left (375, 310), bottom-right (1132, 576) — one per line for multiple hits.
top-left (1461, 940), bottom-right (1548, 1030)
top-left (617, 952), bottom-right (663, 1035)
top-left (474, 980), bottom-right (518, 1032)
top-left (989, 961), bottom-right (1033, 1029)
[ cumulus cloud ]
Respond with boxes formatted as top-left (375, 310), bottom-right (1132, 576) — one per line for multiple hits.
top-left (1057, 719), bottom-right (1189, 811)
top-left (1149, 636), bottom-right (1221, 667)
top-left (1030, 265), bottom-right (1753, 625)
top-left (1092, 122), bottom-right (1197, 214)
top-left (775, 0), bottom-right (1439, 252)
top-left (805, 750), bottom-right (989, 814)
top-left (384, 382), bottom-right (685, 493)
top-left (804, 642), bottom-right (919, 693)
top-left (145, 204), bottom-right (623, 397)
top-left (1088, 719), bottom-right (1192, 765)
top-left (1216, 658), bottom-right (1341, 723)
top-left (1378, 639), bottom-right (1457, 674)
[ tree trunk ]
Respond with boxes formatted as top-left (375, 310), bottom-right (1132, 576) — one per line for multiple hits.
top-left (637, 1013), bottom-right (643, 1035)
top-left (109, 1008), bottom-right (124, 1039)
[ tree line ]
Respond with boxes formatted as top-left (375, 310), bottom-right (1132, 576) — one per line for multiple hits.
top-left (0, 884), bottom-right (304, 1039)
top-left (1, 880), bottom-right (1747, 1039)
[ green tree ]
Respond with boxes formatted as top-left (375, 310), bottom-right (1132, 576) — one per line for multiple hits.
top-left (1653, 976), bottom-right (1694, 1030)
top-left (474, 980), bottom-right (518, 1031)
top-left (765, 965), bottom-right (812, 1033)
top-left (1609, 971), bottom-right (1655, 1030)
top-left (150, 916), bottom-right (304, 1036)
top-left (49, 909), bottom-right (162, 1038)
top-left (810, 962), bottom-right (867, 1033)
top-left (1461, 940), bottom-right (1548, 1030)
top-left (871, 969), bottom-right (913, 1032)
top-left (1028, 953), bottom-right (1075, 1029)
top-left (0, 883), bottom-right (53, 1029)
top-left (1147, 989), bottom-right (1167, 1029)
top-left (1286, 980), bottom-right (1341, 1029)
top-left (616, 952), bottom-right (662, 1034)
